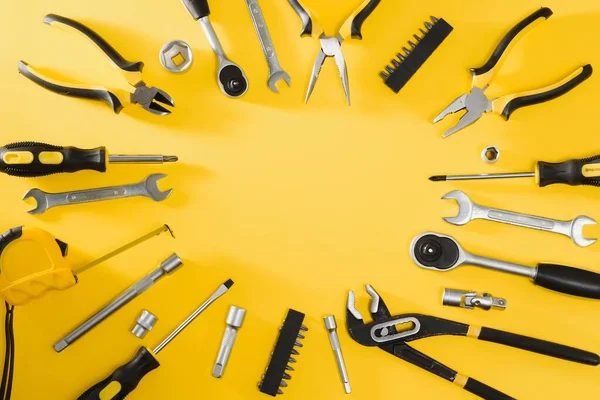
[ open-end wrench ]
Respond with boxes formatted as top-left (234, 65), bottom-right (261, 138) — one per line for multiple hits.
top-left (23, 174), bottom-right (172, 214)
top-left (410, 232), bottom-right (600, 300)
top-left (442, 190), bottom-right (597, 247)
top-left (245, 0), bottom-right (291, 93)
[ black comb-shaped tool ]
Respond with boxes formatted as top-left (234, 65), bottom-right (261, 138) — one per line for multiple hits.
top-left (259, 309), bottom-right (307, 396)
top-left (380, 16), bottom-right (453, 93)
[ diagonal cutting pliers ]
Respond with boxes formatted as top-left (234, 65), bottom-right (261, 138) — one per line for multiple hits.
top-left (287, 0), bottom-right (381, 105)
top-left (19, 14), bottom-right (174, 116)
top-left (346, 285), bottom-right (600, 400)
top-left (433, 7), bottom-right (592, 138)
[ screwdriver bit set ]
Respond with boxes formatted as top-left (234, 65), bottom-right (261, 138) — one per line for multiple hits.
top-left (2, 1), bottom-right (599, 399)
top-left (380, 16), bottom-right (453, 93)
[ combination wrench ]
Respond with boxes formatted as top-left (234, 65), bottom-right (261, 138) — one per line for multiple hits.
top-left (410, 232), bottom-right (600, 300)
top-left (245, 0), bottom-right (291, 93)
top-left (442, 190), bottom-right (597, 247)
top-left (23, 174), bottom-right (172, 214)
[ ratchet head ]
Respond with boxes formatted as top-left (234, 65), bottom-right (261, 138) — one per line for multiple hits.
top-left (267, 70), bottom-right (291, 94)
top-left (218, 63), bottom-right (249, 98)
top-left (442, 190), bottom-right (474, 226)
top-left (571, 216), bottom-right (598, 247)
top-left (410, 232), bottom-right (465, 272)
top-left (23, 188), bottom-right (50, 214)
top-left (143, 174), bottom-right (173, 201)
top-left (131, 83), bottom-right (175, 116)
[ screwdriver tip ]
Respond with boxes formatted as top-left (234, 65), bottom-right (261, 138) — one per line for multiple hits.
top-left (163, 156), bottom-right (179, 163)
top-left (53, 340), bottom-right (68, 353)
top-left (224, 279), bottom-right (235, 289)
top-left (429, 175), bottom-right (447, 182)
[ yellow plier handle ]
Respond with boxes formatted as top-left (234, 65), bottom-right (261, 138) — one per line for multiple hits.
top-left (0, 227), bottom-right (75, 306)
top-left (471, 7), bottom-right (553, 89)
top-left (18, 14), bottom-right (145, 113)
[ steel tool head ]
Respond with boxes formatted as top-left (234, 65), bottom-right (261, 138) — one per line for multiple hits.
top-left (410, 232), bottom-right (466, 272)
top-left (267, 70), bottom-right (291, 94)
top-left (131, 83), bottom-right (175, 116)
top-left (143, 174), bottom-right (173, 201)
top-left (571, 216), bottom-right (597, 247)
top-left (442, 190), bottom-right (474, 226)
top-left (434, 87), bottom-right (491, 138)
top-left (305, 48), bottom-right (327, 104)
top-left (23, 188), bottom-right (50, 214)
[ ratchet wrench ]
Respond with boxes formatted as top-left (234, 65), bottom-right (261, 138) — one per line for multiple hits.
top-left (244, 0), bottom-right (291, 93)
top-left (442, 190), bottom-right (597, 247)
top-left (410, 232), bottom-right (600, 300)
top-left (23, 174), bottom-right (172, 214)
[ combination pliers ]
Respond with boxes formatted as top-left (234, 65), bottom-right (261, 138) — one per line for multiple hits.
top-left (434, 7), bottom-right (592, 138)
top-left (287, 0), bottom-right (381, 105)
top-left (19, 14), bottom-right (174, 116)
top-left (346, 285), bottom-right (600, 400)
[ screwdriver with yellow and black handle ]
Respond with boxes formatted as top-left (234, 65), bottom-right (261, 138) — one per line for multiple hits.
top-left (430, 154), bottom-right (600, 187)
top-left (0, 141), bottom-right (178, 177)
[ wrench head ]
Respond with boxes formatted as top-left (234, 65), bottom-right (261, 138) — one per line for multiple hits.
top-left (442, 190), bottom-right (473, 226)
top-left (267, 70), bottom-right (291, 94)
top-left (571, 216), bottom-right (597, 247)
top-left (410, 232), bottom-right (465, 272)
top-left (22, 189), bottom-right (49, 214)
top-left (143, 174), bottom-right (173, 202)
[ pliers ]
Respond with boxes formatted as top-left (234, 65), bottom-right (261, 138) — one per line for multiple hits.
top-left (287, 0), bottom-right (381, 105)
top-left (346, 285), bottom-right (600, 400)
top-left (19, 14), bottom-right (174, 116)
top-left (433, 7), bottom-right (592, 138)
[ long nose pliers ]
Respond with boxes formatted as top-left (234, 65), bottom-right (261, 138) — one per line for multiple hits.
top-left (433, 7), bottom-right (592, 138)
top-left (287, 0), bottom-right (381, 105)
top-left (346, 285), bottom-right (600, 400)
top-left (19, 14), bottom-right (174, 116)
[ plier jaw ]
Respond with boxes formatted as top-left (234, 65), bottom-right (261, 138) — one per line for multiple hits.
top-left (131, 83), bottom-right (175, 116)
top-left (433, 88), bottom-right (490, 138)
top-left (305, 38), bottom-right (349, 105)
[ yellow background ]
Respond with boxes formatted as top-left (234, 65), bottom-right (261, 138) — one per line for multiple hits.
top-left (1, 0), bottom-right (600, 398)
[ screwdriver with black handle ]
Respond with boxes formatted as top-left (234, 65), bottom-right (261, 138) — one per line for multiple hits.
top-left (430, 154), bottom-right (600, 187)
top-left (0, 141), bottom-right (177, 177)
top-left (78, 279), bottom-right (234, 400)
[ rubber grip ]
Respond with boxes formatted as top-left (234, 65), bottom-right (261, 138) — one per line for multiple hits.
top-left (479, 327), bottom-right (600, 365)
top-left (463, 378), bottom-right (515, 400)
top-left (78, 347), bottom-right (159, 400)
top-left (43, 14), bottom-right (143, 73)
top-left (18, 61), bottom-right (123, 114)
top-left (349, 0), bottom-right (381, 39)
top-left (0, 141), bottom-right (107, 177)
top-left (534, 263), bottom-right (600, 300)
top-left (502, 64), bottom-right (593, 120)
top-left (181, 0), bottom-right (211, 20)
top-left (288, 0), bottom-right (313, 37)
top-left (537, 155), bottom-right (600, 187)
top-left (0, 228), bottom-right (23, 258)
top-left (471, 7), bottom-right (553, 76)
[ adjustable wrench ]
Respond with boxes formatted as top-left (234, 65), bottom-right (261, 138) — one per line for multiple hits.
top-left (245, 0), bottom-right (291, 93)
top-left (442, 190), bottom-right (597, 247)
top-left (23, 174), bottom-right (172, 214)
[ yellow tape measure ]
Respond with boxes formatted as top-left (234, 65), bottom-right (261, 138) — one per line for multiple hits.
top-left (0, 225), bottom-right (173, 306)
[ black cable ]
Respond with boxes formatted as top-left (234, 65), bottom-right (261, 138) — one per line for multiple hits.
top-left (0, 302), bottom-right (14, 400)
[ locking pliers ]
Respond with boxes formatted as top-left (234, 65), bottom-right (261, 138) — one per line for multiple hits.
top-left (19, 14), bottom-right (174, 116)
top-left (346, 285), bottom-right (599, 400)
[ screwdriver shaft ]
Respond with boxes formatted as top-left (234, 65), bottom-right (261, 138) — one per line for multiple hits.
top-left (108, 155), bottom-right (179, 163)
top-left (431, 172), bottom-right (535, 181)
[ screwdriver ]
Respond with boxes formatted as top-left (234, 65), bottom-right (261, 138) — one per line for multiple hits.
top-left (0, 141), bottom-right (178, 177)
top-left (430, 154), bottom-right (600, 187)
top-left (78, 279), bottom-right (234, 400)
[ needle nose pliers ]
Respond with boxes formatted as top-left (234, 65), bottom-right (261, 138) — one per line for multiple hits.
top-left (287, 0), bottom-right (381, 105)
top-left (19, 14), bottom-right (174, 116)
top-left (346, 285), bottom-right (599, 400)
top-left (433, 7), bottom-right (592, 138)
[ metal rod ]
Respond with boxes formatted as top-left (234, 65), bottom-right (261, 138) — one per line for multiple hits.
top-left (443, 172), bottom-right (535, 181)
top-left (153, 279), bottom-right (234, 355)
top-left (53, 254), bottom-right (183, 353)
top-left (108, 155), bottom-right (179, 164)
top-left (199, 17), bottom-right (226, 60)
top-left (465, 253), bottom-right (537, 279)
